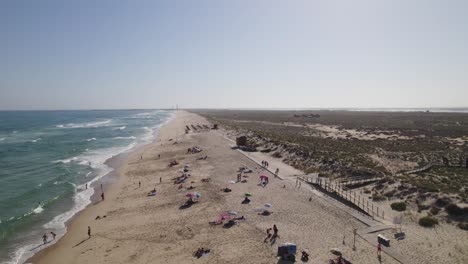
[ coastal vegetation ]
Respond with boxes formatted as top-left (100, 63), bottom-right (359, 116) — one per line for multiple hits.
top-left (193, 109), bottom-right (468, 230)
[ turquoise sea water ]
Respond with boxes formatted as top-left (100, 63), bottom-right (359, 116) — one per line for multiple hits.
top-left (0, 110), bottom-right (173, 264)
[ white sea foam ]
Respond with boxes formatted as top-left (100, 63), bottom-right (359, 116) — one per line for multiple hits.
top-left (29, 138), bottom-right (42, 143)
top-left (44, 143), bottom-right (137, 231)
top-left (9, 112), bottom-right (174, 264)
top-left (113, 126), bottom-right (126, 130)
top-left (86, 137), bottom-right (97, 142)
top-left (55, 119), bottom-right (112, 129)
top-left (0, 137), bottom-right (5, 141)
top-left (54, 157), bottom-right (79, 164)
top-left (32, 206), bottom-right (43, 214)
top-left (113, 136), bottom-right (136, 140)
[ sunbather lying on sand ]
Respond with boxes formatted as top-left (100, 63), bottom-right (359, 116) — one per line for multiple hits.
top-left (147, 188), bottom-right (156, 196)
top-left (241, 197), bottom-right (251, 204)
top-left (221, 188), bottom-right (232, 192)
top-left (258, 210), bottom-right (272, 216)
top-left (329, 256), bottom-right (351, 264)
top-left (194, 248), bottom-right (210, 258)
top-left (168, 160), bottom-right (179, 167)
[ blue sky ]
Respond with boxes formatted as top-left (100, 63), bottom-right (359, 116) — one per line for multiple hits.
top-left (1, 0), bottom-right (467, 110)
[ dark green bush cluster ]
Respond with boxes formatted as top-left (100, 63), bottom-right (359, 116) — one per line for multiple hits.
top-left (390, 202), bottom-right (407, 212)
top-left (372, 193), bottom-right (386, 201)
top-left (457, 222), bottom-right (468, 231)
top-left (419, 216), bottom-right (439, 227)
top-left (445, 203), bottom-right (467, 216)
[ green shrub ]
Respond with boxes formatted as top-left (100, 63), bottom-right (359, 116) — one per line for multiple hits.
top-left (457, 222), bottom-right (468, 231)
top-left (372, 193), bottom-right (386, 201)
top-left (445, 203), bottom-right (465, 216)
top-left (430, 206), bottom-right (440, 215)
top-left (390, 202), bottom-right (407, 212)
top-left (272, 152), bottom-right (282, 158)
top-left (419, 216), bottom-right (439, 227)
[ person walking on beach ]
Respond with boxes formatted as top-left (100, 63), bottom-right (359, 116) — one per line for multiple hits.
top-left (101, 192), bottom-right (105, 201)
top-left (264, 228), bottom-right (272, 242)
top-left (272, 224), bottom-right (280, 239)
top-left (139, 181), bottom-right (141, 188)
top-left (42, 233), bottom-right (48, 244)
top-left (88, 226), bottom-right (91, 238)
top-left (275, 168), bottom-right (279, 176)
top-left (50, 231), bottom-right (56, 240)
top-left (85, 183), bottom-right (88, 190)
top-left (377, 243), bottom-right (382, 256)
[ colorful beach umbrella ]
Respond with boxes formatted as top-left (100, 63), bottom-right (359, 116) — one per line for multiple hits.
top-left (186, 192), bottom-right (201, 198)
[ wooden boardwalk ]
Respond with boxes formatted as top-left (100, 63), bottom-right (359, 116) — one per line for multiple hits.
top-left (300, 176), bottom-right (387, 220)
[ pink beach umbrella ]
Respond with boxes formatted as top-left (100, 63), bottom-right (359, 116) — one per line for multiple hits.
top-left (186, 192), bottom-right (201, 198)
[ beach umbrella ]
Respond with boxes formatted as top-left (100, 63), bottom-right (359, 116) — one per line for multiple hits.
top-left (244, 193), bottom-right (252, 197)
top-left (186, 192), bottom-right (201, 198)
top-left (228, 211), bottom-right (238, 215)
top-left (220, 212), bottom-right (232, 219)
top-left (259, 175), bottom-right (267, 179)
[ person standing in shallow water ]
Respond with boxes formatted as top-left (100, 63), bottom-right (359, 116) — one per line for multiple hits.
top-left (50, 231), bottom-right (56, 240)
top-left (88, 226), bottom-right (91, 238)
top-left (42, 233), bottom-right (47, 244)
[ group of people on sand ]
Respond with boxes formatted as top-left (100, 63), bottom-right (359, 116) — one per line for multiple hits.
top-left (261, 160), bottom-right (280, 178)
top-left (264, 224), bottom-right (280, 243)
top-left (187, 146), bottom-right (202, 154)
top-left (42, 231), bottom-right (57, 244)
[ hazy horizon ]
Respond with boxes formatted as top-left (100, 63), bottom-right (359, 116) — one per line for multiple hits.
top-left (2, 0), bottom-right (468, 110)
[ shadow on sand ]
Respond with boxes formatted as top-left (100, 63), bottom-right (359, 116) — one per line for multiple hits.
top-left (72, 237), bottom-right (90, 248)
top-left (30, 241), bottom-right (51, 251)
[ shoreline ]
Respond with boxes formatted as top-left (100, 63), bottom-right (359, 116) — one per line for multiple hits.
top-left (23, 113), bottom-right (175, 264)
top-left (27, 111), bottom-right (468, 264)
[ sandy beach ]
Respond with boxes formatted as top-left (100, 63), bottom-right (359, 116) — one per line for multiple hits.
top-left (28, 111), bottom-right (467, 264)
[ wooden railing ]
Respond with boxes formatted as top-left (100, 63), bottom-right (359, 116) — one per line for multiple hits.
top-left (300, 176), bottom-right (386, 220)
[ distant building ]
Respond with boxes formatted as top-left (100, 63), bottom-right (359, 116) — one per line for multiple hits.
top-left (236, 136), bottom-right (247, 146)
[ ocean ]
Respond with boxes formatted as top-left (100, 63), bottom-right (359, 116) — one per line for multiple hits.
top-left (0, 110), bottom-right (173, 264)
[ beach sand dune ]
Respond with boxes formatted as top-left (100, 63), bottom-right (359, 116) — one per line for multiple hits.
top-left (32, 111), bottom-right (453, 264)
